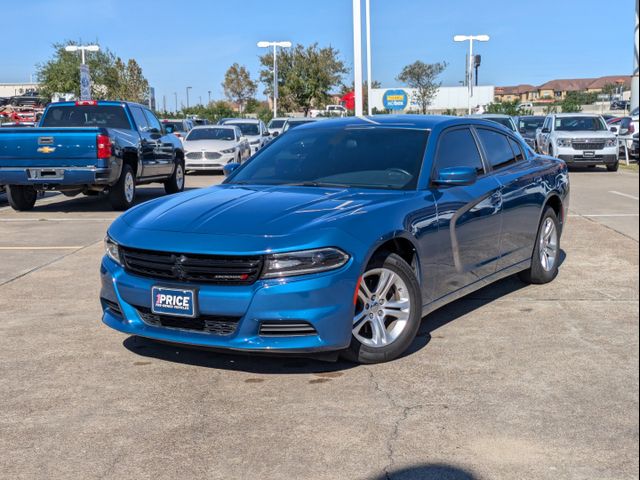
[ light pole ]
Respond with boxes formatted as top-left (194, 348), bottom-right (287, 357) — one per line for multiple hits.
top-left (186, 86), bottom-right (192, 109)
top-left (453, 34), bottom-right (490, 114)
top-left (208, 90), bottom-right (212, 105)
top-left (257, 41), bottom-right (292, 118)
top-left (174, 92), bottom-right (178, 114)
top-left (365, 0), bottom-right (373, 115)
top-left (352, 0), bottom-right (364, 117)
top-left (64, 44), bottom-right (100, 65)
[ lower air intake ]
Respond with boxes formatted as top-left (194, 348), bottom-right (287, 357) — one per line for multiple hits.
top-left (259, 321), bottom-right (317, 337)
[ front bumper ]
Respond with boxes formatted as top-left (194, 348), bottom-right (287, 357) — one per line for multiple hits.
top-left (100, 256), bottom-right (358, 353)
top-left (185, 152), bottom-right (234, 171)
top-left (0, 166), bottom-right (114, 187)
top-left (555, 145), bottom-right (618, 166)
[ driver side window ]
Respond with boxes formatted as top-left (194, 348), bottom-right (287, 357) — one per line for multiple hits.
top-left (434, 127), bottom-right (485, 175)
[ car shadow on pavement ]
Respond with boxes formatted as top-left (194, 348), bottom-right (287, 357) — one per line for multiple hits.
top-left (367, 463), bottom-right (478, 480)
top-left (124, 251), bottom-right (567, 373)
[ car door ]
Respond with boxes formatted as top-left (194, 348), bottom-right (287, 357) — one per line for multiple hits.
top-left (540, 116), bottom-right (553, 154)
top-left (143, 108), bottom-right (175, 176)
top-left (129, 106), bottom-right (161, 178)
top-left (475, 127), bottom-right (541, 271)
top-left (427, 126), bottom-right (503, 299)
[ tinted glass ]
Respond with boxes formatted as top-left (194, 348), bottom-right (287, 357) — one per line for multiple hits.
top-left (144, 110), bottom-right (162, 132)
top-left (130, 107), bottom-right (149, 131)
top-left (41, 105), bottom-right (131, 129)
top-left (518, 116), bottom-right (545, 131)
top-left (485, 117), bottom-right (515, 131)
top-left (227, 122), bottom-right (259, 135)
top-left (286, 120), bottom-right (316, 130)
top-left (268, 119), bottom-right (286, 128)
top-left (508, 137), bottom-right (525, 162)
top-left (227, 127), bottom-right (429, 190)
top-left (555, 116), bottom-right (606, 131)
top-left (477, 129), bottom-right (517, 170)
top-left (186, 128), bottom-right (235, 141)
top-left (162, 121), bottom-right (183, 133)
top-left (434, 128), bottom-right (484, 174)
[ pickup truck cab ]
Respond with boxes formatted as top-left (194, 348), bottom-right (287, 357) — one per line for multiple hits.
top-left (0, 100), bottom-right (185, 211)
top-left (537, 113), bottom-right (618, 171)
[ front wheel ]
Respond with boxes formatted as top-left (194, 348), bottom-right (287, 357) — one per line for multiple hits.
top-left (7, 185), bottom-right (37, 211)
top-left (164, 159), bottom-right (185, 194)
top-left (518, 207), bottom-right (561, 284)
top-left (343, 253), bottom-right (422, 364)
top-left (606, 161), bottom-right (619, 172)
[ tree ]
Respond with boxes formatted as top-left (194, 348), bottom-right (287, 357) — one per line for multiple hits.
top-left (222, 63), bottom-right (257, 113)
top-left (486, 100), bottom-right (530, 116)
top-left (113, 58), bottom-right (149, 103)
top-left (259, 43), bottom-right (348, 116)
top-left (396, 61), bottom-right (447, 114)
top-left (561, 92), bottom-right (583, 113)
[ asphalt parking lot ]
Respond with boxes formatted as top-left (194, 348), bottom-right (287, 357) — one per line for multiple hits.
top-left (1, 168), bottom-right (638, 480)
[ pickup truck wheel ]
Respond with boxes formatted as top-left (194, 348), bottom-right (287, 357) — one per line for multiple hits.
top-left (606, 162), bottom-right (619, 172)
top-left (7, 185), bottom-right (37, 211)
top-left (108, 164), bottom-right (135, 210)
top-left (164, 159), bottom-right (185, 194)
top-left (519, 206), bottom-right (560, 285)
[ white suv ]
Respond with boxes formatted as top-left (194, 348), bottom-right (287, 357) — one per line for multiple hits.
top-left (537, 113), bottom-right (619, 171)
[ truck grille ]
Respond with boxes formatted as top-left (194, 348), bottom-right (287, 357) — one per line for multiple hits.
top-left (120, 246), bottom-right (263, 285)
top-left (137, 307), bottom-right (239, 335)
top-left (572, 141), bottom-right (604, 150)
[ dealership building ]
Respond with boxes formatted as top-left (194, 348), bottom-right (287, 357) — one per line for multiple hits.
top-left (369, 85), bottom-right (495, 113)
top-left (0, 82), bottom-right (40, 97)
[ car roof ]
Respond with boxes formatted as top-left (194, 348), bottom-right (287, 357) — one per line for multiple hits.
top-left (224, 118), bottom-right (260, 124)
top-left (191, 124), bottom-right (236, 130)
top-left (467, 114), bottom-right (512, 119)
top-left (552, 112), bottom-right (604, 117)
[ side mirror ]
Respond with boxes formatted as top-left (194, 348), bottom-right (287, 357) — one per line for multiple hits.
top-left (223, 162), bottom-right (240, 177)
top-left (433, 166), bottom-right (478, 186)
top-left (541, 127), bottom-right (550, 133)
top-left (262, 131), bottom-right (270, 136)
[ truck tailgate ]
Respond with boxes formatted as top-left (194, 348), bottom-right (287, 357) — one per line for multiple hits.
top-left (0, 128), bottom-right (103, 167)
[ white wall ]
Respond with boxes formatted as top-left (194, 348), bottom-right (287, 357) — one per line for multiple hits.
top-left (0, 83), bottom-right (40, 97)
top-left (370, 86), bottom-right (495, 112)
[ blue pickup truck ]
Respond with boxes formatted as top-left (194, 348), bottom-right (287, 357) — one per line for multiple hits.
top-left (0, 101), bottom-right (185, 211)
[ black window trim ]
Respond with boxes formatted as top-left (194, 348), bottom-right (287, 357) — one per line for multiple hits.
top-left (471, 125), bottom-right (529, 173)
top-left (429, 124), bottom-right (489, 186)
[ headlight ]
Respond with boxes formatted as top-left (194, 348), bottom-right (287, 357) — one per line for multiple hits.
top-left (261, 248), bottom-right (349, 279)
top-left (104, 236), bottom-right (122, 265)
top-left (221, 147), bottom-right (236, 154)
top-left (556, 138), bottom-right (573, 148)
top-left (605, 138), bottom-right (617, 147)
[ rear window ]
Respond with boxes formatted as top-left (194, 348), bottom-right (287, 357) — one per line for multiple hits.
top-left (41, 105), bottom-right (131, 129)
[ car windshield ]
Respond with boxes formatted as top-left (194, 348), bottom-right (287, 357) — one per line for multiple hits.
top-left (162, 121), bottom-right (184, 133)
top-left (268, 119), bottom-right (286, 128)
top-left (41, 105), bottom-right (131, 129)
top-left (226, 127), bottom-right (429, 191)
top-left (186, 128), bottom-right (235, 141)
top-left (286, 120), bottom-right (316, 130)
top-left (519, 117), bottom-right (545, 131)
top-left (227, 122), bottom-right (259, 136)
top-left (485, 117), bottom-right (515, 131)
top-left (555, 116), bottom-right (606, 131)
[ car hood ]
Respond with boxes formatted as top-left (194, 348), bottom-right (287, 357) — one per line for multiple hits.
top-left (554, 130), bottom-right (615, 139)
top-left (183, 139), bottom-right (235, 151)
top-left (117, 184), bottom-right (408, 238)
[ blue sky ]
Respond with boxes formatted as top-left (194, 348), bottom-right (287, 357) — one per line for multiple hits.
top-left (2, 0), bottom-right (636, 107)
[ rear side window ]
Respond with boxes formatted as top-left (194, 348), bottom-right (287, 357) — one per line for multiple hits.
top-left (41, 105), bottom-right (131, 129)
top-left (434, 128), bottom-right (484, 174)
top-left (130, 107), bottom-right (149, 131)
top-left (476, 128), bottom-right (517, 170)
top-left (508, 137), bottom-right (525, 162)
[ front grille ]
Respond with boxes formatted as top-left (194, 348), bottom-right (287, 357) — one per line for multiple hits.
top-left (120, 247), bottom-right (263, 285)
top-left (572, 141), bottom-right (604, 150)
top-left (204, 152), bottom-right (222, 160)
top-left (137, 307), bottom-right (239, 335)
top-left (186, 152), bottom-right (203, 159)
top-left (259, 321), bottom-right (317, 337)
top-left (101, 298), bottom-right (123, 317)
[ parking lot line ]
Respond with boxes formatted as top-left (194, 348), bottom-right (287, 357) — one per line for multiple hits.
top-left (0, 246), bottom-right (85, 250)
top-left (609, 190), bottom-right (639, 201)
top-left (569, 213), bottom-right (639, 217)
top-left (0, 218), bottom-right (113, 222)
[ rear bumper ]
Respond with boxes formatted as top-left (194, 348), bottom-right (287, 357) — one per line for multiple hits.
top-left (0, 166), bottom-right (114, 187)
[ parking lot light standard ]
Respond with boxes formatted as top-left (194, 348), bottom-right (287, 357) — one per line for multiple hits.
top-left (64, 44), bottom-right (99, 65)
top-left (453, 34), bottom-right (490, 114)
top-left (257, 41), bottom-right (292, 118)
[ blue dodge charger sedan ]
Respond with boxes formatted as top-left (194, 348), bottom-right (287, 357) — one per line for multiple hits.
top-left (101, 115), bottom-right (569, 363)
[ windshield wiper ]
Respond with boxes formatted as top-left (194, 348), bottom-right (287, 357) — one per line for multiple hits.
top-left (283, 181), bottom-right (349, 188)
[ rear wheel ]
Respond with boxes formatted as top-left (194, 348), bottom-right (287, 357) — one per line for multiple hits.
top-left (519, 207), bottom-right (561, 284)
top-left (164, 158), bottom-right (185, 194)
top-left (343, 253), bottom-right (422, 364)
top-left (108, 164), bottom-right (135, 210)
top-left (7, 185), bottom-right (37, 211)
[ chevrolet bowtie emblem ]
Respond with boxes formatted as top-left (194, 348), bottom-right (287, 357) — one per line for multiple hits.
top-left (37, 146), bottom-right (56, 154)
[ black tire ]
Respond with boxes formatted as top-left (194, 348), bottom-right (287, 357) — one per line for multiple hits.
top-left (548, 145), bottom-right (554, 157)
top-left (518, 207), bottom-right (561, 285)
top-left (6, 185), bottom-right (37, 211)
top-left (108, 164), bottom-right (135, 211)
top-left (164, 158), bottom-right (185, 194)
top-left (343, 253), bottom-right (422, 364)
top-left (606, 162), bottom-right (619, 172)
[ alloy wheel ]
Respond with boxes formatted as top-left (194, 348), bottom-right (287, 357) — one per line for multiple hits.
top-left (539, 217), bottom-right (558, 271)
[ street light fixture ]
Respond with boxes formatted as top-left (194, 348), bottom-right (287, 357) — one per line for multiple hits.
top-left (257, 40), bottom-right (292, 118)
top-left (453, 34), bottom-right (490, 114)
top-left (64, 44), bottom-right (100, 65)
